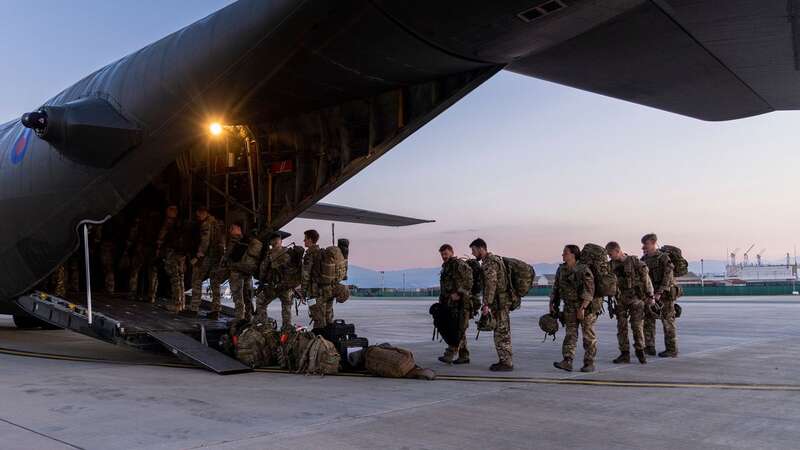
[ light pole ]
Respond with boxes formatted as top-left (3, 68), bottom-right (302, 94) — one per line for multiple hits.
top-left (402, 272), bottom-right (406, 296)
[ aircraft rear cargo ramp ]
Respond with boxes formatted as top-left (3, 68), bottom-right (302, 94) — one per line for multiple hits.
top-left (15, 292), bottom-right (251, 374)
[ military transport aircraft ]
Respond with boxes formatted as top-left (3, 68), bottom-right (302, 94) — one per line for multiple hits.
top-left (1, 0), bottom-right (797, 371)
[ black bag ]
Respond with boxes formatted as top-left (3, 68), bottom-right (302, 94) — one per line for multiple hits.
top-left (429, 302), bottom-right (462, 347)
top-left (337, 336), bottom-right (369, 369)
top-left (316, 319), bottom-right (356, 342)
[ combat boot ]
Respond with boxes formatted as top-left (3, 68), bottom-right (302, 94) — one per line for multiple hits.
top-left (438, 355), bottom-right (453, 365)
top-left (453, 356), bottom-right (470, 365)
top-left (580, 363), bottom-right (595, 373)
top-left (612, 352), bottom-right (630, 364)
top-left (635, 350), bottom-right (647, 364)
top-left (489, 362), bottom-right (513, 372)
top-left (645, 346), bottom-right (656, 356)
top-left (553, 358), bottom-right (573, 372)
top-left (658, 350), bottom-right (678, 358)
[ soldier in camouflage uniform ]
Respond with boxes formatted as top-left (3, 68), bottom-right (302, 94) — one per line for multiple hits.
top-left (437, 244), bottom-right (474, 365)
top-left (226, 227), bottom-right (261, 321)
top-left (210, 223), bottom-right (244, 320)
top-left (607, 241), bottom-right (653, 364)
top-left (641, 233), bottom-right (678, 357)
top-left (302, 229), bottom-right (337, 328)
top-left (550, 244), bottom-right (596, 372)
top-left (255, 231), bottom-right (295, 331)
top-left (48, 265), bottom-right (67, 297)
top-left (155, 205), bottom-right (185, 311)
top-left (186, 207), bottom-right (223, 317)
top-left (470, 238), bottom-right (513, 372)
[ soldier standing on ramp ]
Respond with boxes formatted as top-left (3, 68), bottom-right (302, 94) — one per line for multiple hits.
top-left (607, 241), bottom-right (652, 364)
top-left (255, 230), bottom-right (296, 331)
top-left (209, 223), bottom-right (244, 320)
top-left (187, 207), bottom-right (223, 317)
top-left (437, 244), bottom-right (474, 365)
top-left (550, 244), bottom-right (596, 372)
top-left (641, 233), bottom-right (678, 357)
top-left (470, 238), bottom-right (513, 372)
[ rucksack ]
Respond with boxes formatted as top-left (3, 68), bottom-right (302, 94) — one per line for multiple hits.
top-left (660, 245), bottom-right (689, 277)
top-left (280, 245), bottom-right (305, 288)
top-left (320, 246), bottom-right (347, 284)
top-left (429, 302), bottom-right (463, 347)
top-left (503, 257), bottom-right (535, 311)
top-left (236, 327), bottom-right (269, 368)
top-left (580, 243), bottom-right (617, 297)
top-left (364, 344), bottom-right (416, 378)
top-left (279, 330), bottom-right (316, 372)
top-left (296, 335), bottom-right (340, 375)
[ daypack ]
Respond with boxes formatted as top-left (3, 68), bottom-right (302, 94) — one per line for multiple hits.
top-left (660, 245), bottom-right (689, 277)
top-left (296, 335), bottom-right (340, 375)
top-left (280, 330), bottom-right (317, 372)
top-left (320, 246), bottom-right (347, 284)
top-left (429, 302), bottom-right (462, 347)
top-left (236, 327), bottom-right (269, 368)
top-left (364, 344), bottom-right (416, 378)
top-left (280, 245), bottom-right (305, 288)
top-left (580, 243), bottom-right (617, 297)
top-left (503, 257), bottom-right (535, 311)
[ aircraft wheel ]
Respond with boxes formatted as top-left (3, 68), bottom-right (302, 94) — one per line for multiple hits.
top-left (12, 313), bottom-right (60, 330)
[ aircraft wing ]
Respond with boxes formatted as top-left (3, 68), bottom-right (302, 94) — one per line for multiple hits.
top-left (297, 203), bottom-right (434, 227)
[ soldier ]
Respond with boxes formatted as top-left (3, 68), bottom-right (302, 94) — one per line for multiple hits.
top-left (641, 233), bottom-right (678, 357)
top-left (226, 225), bottom-right (261, 320)
top-left (606, 241), bottom-right (653, 364)
top-left (155, 205), bottom-right (185, 311)
top-left (186, 207), bottom-right (223, 317)
top-left (550, 244), bottom-right (596, 372)
top-left (470, 238), bottom-right (513, 372)
top-left (47, 265), bottom-right (67, 297)
top-left (437, 244), bottom-right (474, 365)
top-left (255, 231), bottom-right (295, 331)
top-left (302, 229), bottom-right (334, 328)
top-left (210, 222), bottom-right (249, 320)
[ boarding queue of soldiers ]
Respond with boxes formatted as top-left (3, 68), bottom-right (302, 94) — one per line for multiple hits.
top-left (436, 233), bottom-right (681, 373)
top-left (43, 202), bottom-right (342, 332)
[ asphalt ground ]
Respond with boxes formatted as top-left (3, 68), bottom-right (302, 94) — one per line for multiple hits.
top-left (1, 296), bottom-right (799, 450)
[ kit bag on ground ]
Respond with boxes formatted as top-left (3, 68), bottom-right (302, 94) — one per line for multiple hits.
top-left (296, 335), bottom-right (340, 375)
top-left (235, 326), bottom-right (269, 368)
top-left (364, 343), bottom-right (416, 378)
top-left (660, 245), bottom-right (689, 277)
top-left (280, 330), bottom-right (317, 372)
top-left (503, 257), bottom-right (535, 311)
top-left (580, 243), bottom-right (617, 297)
top-left (320, 245), bottom-right (348, 284)
top-left (314, 320), bottom-right (368, 369)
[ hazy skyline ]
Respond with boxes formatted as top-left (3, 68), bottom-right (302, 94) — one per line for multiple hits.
top-left (2, 1), bottom-right (798, 270)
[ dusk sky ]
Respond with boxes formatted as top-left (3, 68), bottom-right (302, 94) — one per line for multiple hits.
top-left (2, 1), bottom-right (798, 270)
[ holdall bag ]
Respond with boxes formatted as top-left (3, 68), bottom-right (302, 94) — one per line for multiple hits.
top-left (364, 344), bottom-right (416, 378)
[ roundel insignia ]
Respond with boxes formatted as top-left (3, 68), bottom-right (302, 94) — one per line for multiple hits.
top-left (10, 128), bottom-right (31, 165)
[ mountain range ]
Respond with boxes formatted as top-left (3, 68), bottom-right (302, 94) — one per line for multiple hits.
top-left (347, 259), bottom-right (731, 289)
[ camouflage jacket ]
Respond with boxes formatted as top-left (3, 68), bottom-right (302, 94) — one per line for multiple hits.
top-left (195, 215), bottom-right (222, 260)
top-left (302, 244), bottom-right (321, 297)
top-left (612, 255), bottom-right (654, 300)
top-left (550, 263), bottom-right (594, 306)
top-left (260, 246), bottom-right (291, 287)
top-left (440, 257), bottom-right (473, 300)
top-left (480, 253), bottom-right (509, 309)
top-left (641, 251), bottom-right (674, 295)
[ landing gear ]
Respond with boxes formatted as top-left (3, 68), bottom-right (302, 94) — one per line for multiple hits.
top-left (12, 313), bottom-right (60, 330)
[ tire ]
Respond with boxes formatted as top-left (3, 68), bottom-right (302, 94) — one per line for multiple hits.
top-left (12, 313), bottom-right (60, 330)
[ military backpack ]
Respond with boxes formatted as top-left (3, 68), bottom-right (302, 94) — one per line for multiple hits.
top-left (278, 245), bottom-right (305, 288)
top-left (236, 327), bottom-right (269, 368)
top-left (503, 257), bottom-right (535, 311)
top-left (580, 243), bottom-right (617, 297)
top-left (319, 246), bottom-right (347, 284)
top-left (660, 245), bottom-right (689, 277)
top-left (296, 335), bottom-right (340, 376)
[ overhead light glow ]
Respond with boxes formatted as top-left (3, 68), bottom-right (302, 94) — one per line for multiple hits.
top-left (209, 122), bottom-right (223, 136)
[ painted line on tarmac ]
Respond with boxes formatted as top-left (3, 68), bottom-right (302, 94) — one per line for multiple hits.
top-left (2, 346), bottom-right (798, 392)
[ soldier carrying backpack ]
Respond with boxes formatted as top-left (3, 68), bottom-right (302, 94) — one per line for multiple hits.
top-left (301, 229), bottom-right (349, 329)
top-left (255, 230), bottom-right (300, 332)
top-left (434, 244), bottom-right (474, 365)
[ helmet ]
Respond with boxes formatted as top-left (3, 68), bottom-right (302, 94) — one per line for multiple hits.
top-left (476, 312), bottom-right (496, 332)
top-left (674, 303), bottom-right (682, 318)
top-left (333, 284), bottom-right (350, 303)
top-left (538, 313), bottom-right (559, 341)
top-left (646, 302), bottom-right (662, 319)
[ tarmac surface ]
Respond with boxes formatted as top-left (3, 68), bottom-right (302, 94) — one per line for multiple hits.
top-left (1, 296), bottom-right (799, 450)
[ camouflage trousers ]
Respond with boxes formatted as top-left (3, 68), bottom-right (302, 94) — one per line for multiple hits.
top-left (616, 296), bottom-right (645, 353)
top-left (255, 286), bottom-right (293, 331)
top-left (209, 266), bottom-right (230, 313)
top-left (189, 256), bottom-right (220, 312)
top-left (444, 305), bottom-right (471, 360)
top-left (163, 252), bottom-right (186, 311)
top-left (128, 246), bottom-right (158, 302)
top-left (100, 241), bottom-right (115, 294)
top-left (644, 296), bottom-right (678, 353)
top-left (562, 302), bottom-right (597, 365)
top-left (309, 288), bottom-right (335, 328)
top-left (492, 305), bottom-right (512, 366)
top-left (228, 271), bottom-right (253, 320)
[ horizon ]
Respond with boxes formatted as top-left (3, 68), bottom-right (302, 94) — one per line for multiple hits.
top-left (2, 1), bottom-right (799, 271)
